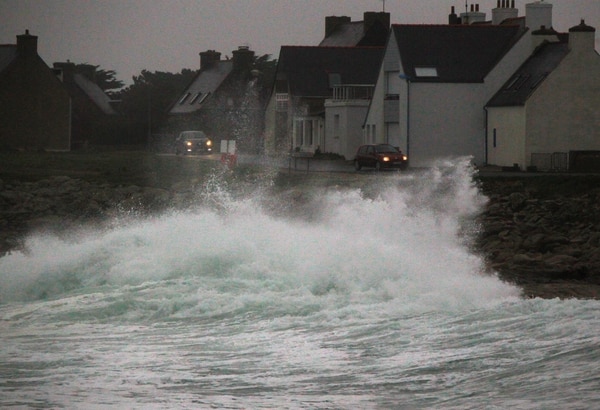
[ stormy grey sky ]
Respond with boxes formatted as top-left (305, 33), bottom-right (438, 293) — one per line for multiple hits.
top-left (1, 0), bottom-right (598, 85)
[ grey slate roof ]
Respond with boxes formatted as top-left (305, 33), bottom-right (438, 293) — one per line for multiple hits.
top-left (319, 22), bottom-right (365, 47)
top-left (0, 45), bottom-right (17, 73)
top-left (169, 60), bottom-right (233, 114)
top-left (392, 24), bottom-right (527, 83)
top-left (277, 46), bottom-right (384, 97)
top-left (73, 73), bottom-right (118, 115)
top-left (487, 41), bottom-right (570, 107)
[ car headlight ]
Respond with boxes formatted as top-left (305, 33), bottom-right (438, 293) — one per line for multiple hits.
top-left (206, 140), bottom-right (212, 147)
top-left (186, 141), bottom-right (192, 146)
top-left (382, 156), bottom-right (390, 162)
top-left (402, 155), bottom-right (408, 161)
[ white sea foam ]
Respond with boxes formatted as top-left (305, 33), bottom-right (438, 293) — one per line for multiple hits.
top-left (0, 158), bottom-right (518, 317)
top-left (2, 158), bottom-right (600, 409)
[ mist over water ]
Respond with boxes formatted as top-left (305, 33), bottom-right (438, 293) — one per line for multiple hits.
top-left (2, 158), bottom-right (599, 409)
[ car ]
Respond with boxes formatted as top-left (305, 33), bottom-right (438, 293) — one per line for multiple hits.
top-left (354, 144), bottom-right (408, 171)
top-left (175, 131), bottom-right (213, 155)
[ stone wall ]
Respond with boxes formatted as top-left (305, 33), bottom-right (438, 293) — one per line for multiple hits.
top-left (476, 176), bottom-right (600, 298)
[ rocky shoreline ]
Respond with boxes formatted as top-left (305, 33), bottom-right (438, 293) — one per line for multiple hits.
top-left (476, 175), bottom-right (600, 299)
top-left (1, 173), bottom-right (599, 299)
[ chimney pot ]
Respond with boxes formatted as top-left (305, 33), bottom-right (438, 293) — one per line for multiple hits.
top-left (200, 49), bottom-right (221, 70)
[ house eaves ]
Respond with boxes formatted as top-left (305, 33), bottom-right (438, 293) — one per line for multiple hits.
top-left (393, 24), bottom-right (527, 83)
top-left (169, 60), bottom-right (233, 114)
top-left (487, 41), bottom-right (570, 107)
top-left (73, 73), bottom-right (118, 115)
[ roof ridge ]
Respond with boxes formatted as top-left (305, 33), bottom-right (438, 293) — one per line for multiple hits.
top-left (281, 45), bottom-right (384, 50)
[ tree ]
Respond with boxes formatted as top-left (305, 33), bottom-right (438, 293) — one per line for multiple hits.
top-left (117, 69), bottom-right (197, 144)
top-left (74, 63), bottom-right (125, 97)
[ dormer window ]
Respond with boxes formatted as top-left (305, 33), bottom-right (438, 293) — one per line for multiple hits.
top-left (197, 92), bottom-right (210, 104)
top-left (179, 92), bottom-right (191, 104)
top-left (189, 92), bottom-right (202, 104)
top-left (505, 74), bottom-right (530, 90)
top-left (415, 67), bottom-right (438, 77)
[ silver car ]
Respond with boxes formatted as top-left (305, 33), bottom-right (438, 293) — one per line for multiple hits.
top-left (175, 131), bottom-right (213, 155)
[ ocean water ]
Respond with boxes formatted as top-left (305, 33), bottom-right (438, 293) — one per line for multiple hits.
top-left (1, 159), bottom-right (599, 409)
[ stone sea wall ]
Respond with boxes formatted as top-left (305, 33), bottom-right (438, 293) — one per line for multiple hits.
top-left (1, 174), bottom-right (599, 299)
top-left (476, 176), bottom-right (600, 299)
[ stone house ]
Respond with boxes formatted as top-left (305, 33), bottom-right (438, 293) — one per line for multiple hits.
top-left (52, 61), bottom-right (122, 148)
top-left (486, 20), bottom-right (600, 172)
top-left (159, 46), bottom-right (265, 153)
top-left (0, 31), bottom-right (71, 151)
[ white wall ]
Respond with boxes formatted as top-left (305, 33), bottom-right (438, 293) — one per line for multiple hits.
top-left (364, 33), bottom-right (399, 146)
top-left (325, 100), bottom-right (370, 159)
top-left (416, 30), bottom-right (531, 166)
top-left (526, 33), bottom-right (600, 159)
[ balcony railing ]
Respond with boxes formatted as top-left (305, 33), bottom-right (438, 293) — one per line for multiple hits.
top-left (331, 85), bottom-right (374, 101)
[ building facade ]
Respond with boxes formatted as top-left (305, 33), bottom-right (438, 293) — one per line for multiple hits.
top-left (486, 20), bottom-right (600, 171)
top-left (0, 31), bottom-right (71, 151)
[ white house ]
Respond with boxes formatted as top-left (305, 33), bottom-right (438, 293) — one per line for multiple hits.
top-left (486, 20), bottom-right (600, 171)
top-left (361, 2), bottom-right (572, 167)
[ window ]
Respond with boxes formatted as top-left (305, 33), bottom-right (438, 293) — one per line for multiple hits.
top-left (372, 124), bottom-right (376, 144)
top-left (178, 92), bottom-right (191, 104)
top-left (294, 117), bottom-right (321, 148)
top-left (530, 73), bottom-right (548, 90)
top-left (493, 128), bottom-right (497, 148)
top-left (505, 74), bottom-right (530, 90)
top-left (328, 73), bottom-right (341, 88)
top-left (197, 92), bottom-right (210, 104)
top-left (415, 67), bottom-right (438, 77)
top-left (276, 93), bottom-right (288, 111)
top-left (189, 92), bottom-right (202, 104)
top-left (306, 120), bottom-right (313, 146)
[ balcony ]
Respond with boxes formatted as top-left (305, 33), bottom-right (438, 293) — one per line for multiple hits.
top-left (331, 85), bottom-right (374, 101)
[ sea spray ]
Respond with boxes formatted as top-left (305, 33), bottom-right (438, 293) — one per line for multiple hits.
top-left (3, 159), bottom-right (600, 409)
top-left (0, 158), bottom-right (518, 315)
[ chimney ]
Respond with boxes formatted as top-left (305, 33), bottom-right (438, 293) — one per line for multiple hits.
top-left (231, 45), bottom-right (254, 71)
top-left (492, 0), bottom-right (519, 25)
top-left (363, 11), bottom-right (390, 34)
top-left (325, 16), bottom-right (351, 37)
top-left (53, 61), bottom-right (76, 83)
top-left (16, 29), bottom-right (38, 58)
top-left (199, 49), bottom-right (221, 70)
top-left (568, 19), bottom-right (596, 54)
top-left (526, 0), bottom-right (553, 31)
top-left (531, 25), bottom-right (560, 49)
top-left (460, 4), bottom-right (486, 25)
top-left (449, 6), bottom-right (460, 25)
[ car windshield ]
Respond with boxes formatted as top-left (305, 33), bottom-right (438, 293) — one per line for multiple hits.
top-left (179, 131), bottom-right (206, 140)
top-left (374, 144), bottom-right (399, 153)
